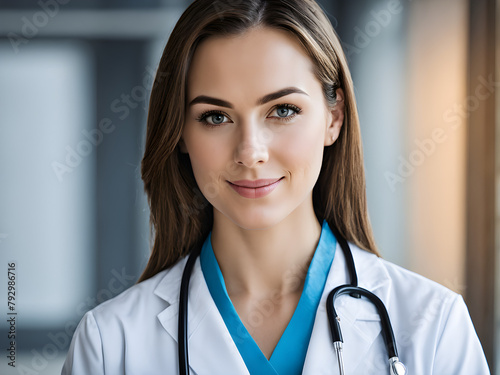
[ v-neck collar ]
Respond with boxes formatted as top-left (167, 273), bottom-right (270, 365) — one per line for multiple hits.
top-left (200, 219), bottom-right (337, 375)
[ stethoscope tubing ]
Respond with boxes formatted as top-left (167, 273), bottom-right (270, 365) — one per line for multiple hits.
top-left (326, 284), bottom-right (399, 359)
top-left (177, 224), bottom-right (404, 374)
top-left (178, 245), bottom-right (201, 375)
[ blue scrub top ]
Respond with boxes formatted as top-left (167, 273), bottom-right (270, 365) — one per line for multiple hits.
top-left (200, 219), bottom-right (337, 375)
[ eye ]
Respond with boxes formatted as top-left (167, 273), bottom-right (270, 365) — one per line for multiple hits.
top-left (268, 104), bottom-right (302, 122)
top-left (195, 110), bottom-right (230, 128)
top-left (195, 103), bottom-right (302, 129)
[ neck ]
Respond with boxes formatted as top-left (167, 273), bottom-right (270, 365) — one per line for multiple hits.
top-left (210, 200), bottom-right (322, 299)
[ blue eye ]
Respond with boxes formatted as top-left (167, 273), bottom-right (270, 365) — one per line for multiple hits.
top-left (195, 103), bottom-right (302, 128)
top-left (277, 107), bottom-right (290, 117)
top-left (195, 110), bottom-right (230, 127)
top-left (208, 113), bottom-right (226, 125)
top-left (272, 104), bottom-right (301, 120)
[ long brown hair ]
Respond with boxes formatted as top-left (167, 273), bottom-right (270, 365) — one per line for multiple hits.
top-left (138, 0), bottom-right (379, 283)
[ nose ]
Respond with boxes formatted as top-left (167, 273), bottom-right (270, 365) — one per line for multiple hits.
top-left (233, 121), bottom-right (270, 168)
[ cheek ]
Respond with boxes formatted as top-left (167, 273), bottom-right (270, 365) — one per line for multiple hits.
top-left (183, 128), bottom-right (231, 183)
top-left (275, 119), bottom-right (325, 177)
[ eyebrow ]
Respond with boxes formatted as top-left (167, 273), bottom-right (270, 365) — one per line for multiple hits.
top-left (188, 87), bottom-right (309, 109)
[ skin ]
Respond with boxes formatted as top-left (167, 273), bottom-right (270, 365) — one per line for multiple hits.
top-left (180, 25), bottom-right (344, 359)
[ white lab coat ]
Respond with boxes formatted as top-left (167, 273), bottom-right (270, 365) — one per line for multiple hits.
top-left (61, 240), bottom-right (490, 374)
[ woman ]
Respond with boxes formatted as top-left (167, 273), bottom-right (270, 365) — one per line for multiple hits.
top-left (62, 0), bottom-right (489, 374)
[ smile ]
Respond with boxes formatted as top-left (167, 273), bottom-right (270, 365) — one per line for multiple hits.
top-left (227, 177), bottom-right (284, 199)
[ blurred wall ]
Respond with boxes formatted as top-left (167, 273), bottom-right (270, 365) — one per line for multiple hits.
top-left (333, 0), bottom-right (468, 297)
top-left (406, 0), bottom-right (468, 293)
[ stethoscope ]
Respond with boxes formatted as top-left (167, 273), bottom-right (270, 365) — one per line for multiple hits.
top-left (177, 225), bottom-right (408, 375)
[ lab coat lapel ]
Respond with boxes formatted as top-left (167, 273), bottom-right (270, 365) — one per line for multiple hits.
top-left (154, 257), bottom-right (249, 375)
top-left (302, 242), bottom-right (392, 374)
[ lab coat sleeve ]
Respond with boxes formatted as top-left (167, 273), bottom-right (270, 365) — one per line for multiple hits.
top-left (432, 294), bottom-right (490, 374)
top-left (61, 310), bottom-right (105, 375)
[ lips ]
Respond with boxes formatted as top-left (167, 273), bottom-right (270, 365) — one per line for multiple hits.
top-left (227, 177), bottom-right (284, 199)
top-left (228, 177), bottom-right (284, 188)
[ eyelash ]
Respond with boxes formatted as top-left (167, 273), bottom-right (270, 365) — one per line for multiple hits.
top-left (195, 103), bottom-right (302, 128)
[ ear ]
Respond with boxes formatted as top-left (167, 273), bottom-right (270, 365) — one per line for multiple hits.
top-left (324, 88), bottom-right (345, 147)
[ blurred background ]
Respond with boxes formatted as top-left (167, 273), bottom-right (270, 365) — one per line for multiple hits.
top-left (0, 0), bottom-right (498, 373)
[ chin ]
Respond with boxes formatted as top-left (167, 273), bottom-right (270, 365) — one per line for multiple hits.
top-left (220, 206), bottom-right (288, 231)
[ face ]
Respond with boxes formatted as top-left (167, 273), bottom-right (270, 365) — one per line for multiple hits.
top-left (180, 26), bottom-right (344, 230)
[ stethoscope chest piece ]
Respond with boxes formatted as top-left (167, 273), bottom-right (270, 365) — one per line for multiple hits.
top-left (389, 357), bottom-right (408, 375)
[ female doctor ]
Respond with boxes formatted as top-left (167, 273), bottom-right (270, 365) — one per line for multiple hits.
top-left (62, 0), bottom-right (490, 374)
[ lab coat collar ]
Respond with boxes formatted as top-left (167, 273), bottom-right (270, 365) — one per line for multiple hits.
top-left (153, 256), bottom-right (250, 375)
top-left (153, 239), bottom-right (392, 375)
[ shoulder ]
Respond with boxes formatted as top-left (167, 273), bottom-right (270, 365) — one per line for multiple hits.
top-left (348, 244), bottom-right (482, 344)
top-left (62, 258), bottom-right (190, 374)
top-left (347, 242), bottom-right (463, 336)
top-left (346, 244), bottom-right (490, 372)
top-left (350, 243), bottom-right (457, 300)
top-left (86, 256), bottom-right (188, 331)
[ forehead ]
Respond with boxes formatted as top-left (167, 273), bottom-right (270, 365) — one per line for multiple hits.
top-left (186, 26), bottom-right (318, 102)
